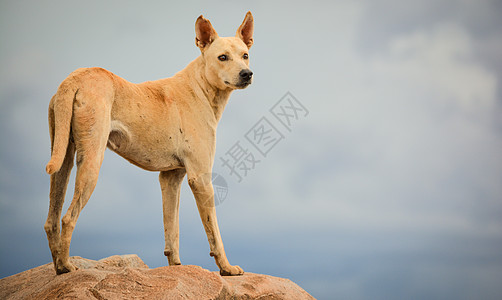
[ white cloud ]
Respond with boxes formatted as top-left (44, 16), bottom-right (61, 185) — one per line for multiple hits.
top-left (227, 21), bottom-right (502, 241)
top-left (385, 23), bottom-right (497, 114)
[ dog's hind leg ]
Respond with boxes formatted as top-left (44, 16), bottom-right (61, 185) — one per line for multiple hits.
top-left (57, 94), bottom-right (111, 274)
top-left (159, 168), bottom-right (186, 266)
top-left (44, 104), bottom-right (76, 273)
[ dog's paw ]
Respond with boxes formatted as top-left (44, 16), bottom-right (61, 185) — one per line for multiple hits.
top-left (220, 265), bottom-right (244, 276)
top-left (56, 261), bottom-right (78, 275)
top-left (164, 250), bottom-right (182, 266)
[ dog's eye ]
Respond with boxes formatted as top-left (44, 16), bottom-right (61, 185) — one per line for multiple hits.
top-left (243, 53), bottom-right (249, 59)
top-left (218, 55), bottom-right (227, 61)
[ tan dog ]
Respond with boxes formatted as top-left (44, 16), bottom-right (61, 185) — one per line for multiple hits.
top-left (44, 12), bottom-right (254, 276)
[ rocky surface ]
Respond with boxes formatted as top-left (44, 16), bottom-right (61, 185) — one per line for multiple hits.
top-left (0, 254), bottom-right (315, 299)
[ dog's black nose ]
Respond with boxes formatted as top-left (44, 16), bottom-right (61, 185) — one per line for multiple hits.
top-left (239, 69), bottom-right (253, 81)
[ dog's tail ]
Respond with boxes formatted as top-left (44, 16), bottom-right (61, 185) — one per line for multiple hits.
top-left (45, 82), bottom-right (77, 175)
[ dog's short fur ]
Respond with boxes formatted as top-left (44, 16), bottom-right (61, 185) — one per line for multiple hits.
top-left (44, 12), bottom-right (254, 276)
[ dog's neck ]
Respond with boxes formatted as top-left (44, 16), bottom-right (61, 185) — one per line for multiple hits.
top-left (177, 56), bottom-right (233, 123)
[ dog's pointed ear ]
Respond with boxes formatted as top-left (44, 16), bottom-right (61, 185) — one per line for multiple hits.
top-left (236, 11), bottom-right (254, 49)
top-left (195, 15), bottom-right (218, 50)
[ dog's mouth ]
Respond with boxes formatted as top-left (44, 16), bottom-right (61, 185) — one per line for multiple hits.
top-left (225, 80), bottom-right (252, 89)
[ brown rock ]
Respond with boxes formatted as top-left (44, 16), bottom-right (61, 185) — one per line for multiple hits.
top-left (0, 255), bottom-right (315, 299)
top-left (224, 271), bottom-right (315, 299)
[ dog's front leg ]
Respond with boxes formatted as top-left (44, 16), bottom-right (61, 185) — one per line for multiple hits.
top-left (159, 169), bottom-right (186, 266)
top-left (188, 173), bottom-right (244, 276)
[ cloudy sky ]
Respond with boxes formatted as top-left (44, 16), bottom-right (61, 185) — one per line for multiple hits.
top-left (1, 0), bottom-right (501, 299)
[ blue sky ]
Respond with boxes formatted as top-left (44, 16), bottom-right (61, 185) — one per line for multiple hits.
top-left (1, 1), bottom-right (502, 299)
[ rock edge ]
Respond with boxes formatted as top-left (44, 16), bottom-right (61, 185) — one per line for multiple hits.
top-left (0, 254), bottom-right (315, 299)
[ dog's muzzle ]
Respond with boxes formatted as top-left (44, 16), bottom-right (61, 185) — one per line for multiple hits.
top-left (238, 69), bottom-right (253, 86)
top-left (239, 69), bottom-right (253, 81)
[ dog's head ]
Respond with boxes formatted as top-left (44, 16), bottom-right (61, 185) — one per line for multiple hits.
top-left (195, 12), bottom-right (254, 90)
